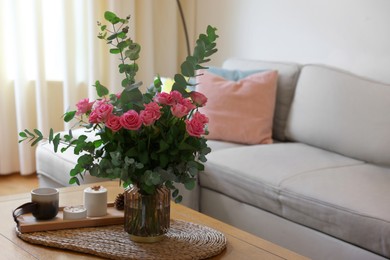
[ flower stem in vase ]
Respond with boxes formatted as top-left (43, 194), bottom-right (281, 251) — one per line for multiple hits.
top-left (124, 185), bottom-right (170, 243)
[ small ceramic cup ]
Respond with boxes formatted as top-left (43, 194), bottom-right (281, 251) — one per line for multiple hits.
top-left (13, 187), bottom-right (59, 222)
top-left (83, 186), bottom-right (107, 217)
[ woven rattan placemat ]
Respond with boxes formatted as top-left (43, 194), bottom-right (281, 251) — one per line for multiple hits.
top-left (17, 219), bottom-right (227, 259)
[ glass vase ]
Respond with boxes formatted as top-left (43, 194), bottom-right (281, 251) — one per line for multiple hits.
top-left (124, 185), bottom-right (171, 243)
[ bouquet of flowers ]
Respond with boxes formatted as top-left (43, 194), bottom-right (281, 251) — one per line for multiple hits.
top-left (19, 11), bottom-right (218, 203)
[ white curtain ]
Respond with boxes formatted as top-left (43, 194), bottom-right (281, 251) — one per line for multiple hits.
top-left (0, 0), bottom-right (193, 175)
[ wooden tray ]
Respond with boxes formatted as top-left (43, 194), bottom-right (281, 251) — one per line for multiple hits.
top-left (16, 203), bottom-right (124, 233)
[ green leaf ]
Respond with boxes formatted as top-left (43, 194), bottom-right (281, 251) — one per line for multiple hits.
top-left (106, 33), bottom-right (118, 41)
top-left (117, 41), bottom-right (129, 51)
top-left (121, 78), bottom-right (130, 87)
top-left (188, 167), bottom-right (198, 176)
top-left (89, 164), bottom-right (100, 177)
top-left (111, 17), bottom-right (121, 25)
top-left (110, 48), bottom-right (121, 54)
top-left (120, 87), bottom-right (143, 105)
top-left (110, 151), bottom-right (122, 166)
top-left (34, 129), bottom-right (43, 137)
top-left (49, 128), bottom-right (54, 142)
top-left (158, 140), bottom-right (169, 153)
top-left (179, 142), bottom-right (195, 150)
top-left (198, 154), bottom-right (207, 163)
top-left (174, 74), bottom-right (188, 89)
top-left (172, 189), bottom-right (179, 198)
top-left (207, 25), bottom-right (218, 41)
top-left (97, 32), bottom-right (107, 40)
top-left (93, 139), bottom-right (103, 148)
top-left (104, 11), bottom-right (117, 23)
top-left (117, 32), bottom-right (126, 39)
top-left (180, 60), bottom-right (196, 77)
top-left (141, 184), bottom-right (155, 195)
top-left (31, 135), bottom-right (43, 146)
top-left (64, 111), bottom-right (76, 122)
top-left (174, 195), bottom-right (183, 203)
top-left (124, 43), bottom-right (141, 61)
top-left (165, 181), bottom-right (175, 190)
top-left (184, 179), bottom-right (196, 190)
top-left (94, 80), bottom-right (109, 97)
top-left (159, 154), bottom-right (169, 168)
top-left (100, 25), bottom-right (107, 31)
top-left (125, 147), bottom-right (138, 158)
top-left (150, 171), bottom-right (161, 185)
top-left (139, 150), bottom-right (149, 165)
top-left (69, 176), bottom-right (80, 185)
top-left (153, 75), bottom-right (162, 90)
top-left (52, 133), bottom-right (61, 152)
top-left (78, 154), bottom-right (93, 168)
top-left (24, 129), bottom-right (35, 138)
top-left (19, 132), bottom-right (27, 138)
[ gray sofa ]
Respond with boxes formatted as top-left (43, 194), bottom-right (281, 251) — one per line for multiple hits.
top-left (36, 58), bottom-right (390, 260)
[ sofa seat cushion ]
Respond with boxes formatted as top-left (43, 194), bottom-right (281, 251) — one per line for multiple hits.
top-left (201, 142), bottom-right (390, 257)
top-left (206, 140), bottom-right (245, 151)
top-left (281, 164), bottom-right (390, 257)
top-left (201, 142), bottom-right (363, 214)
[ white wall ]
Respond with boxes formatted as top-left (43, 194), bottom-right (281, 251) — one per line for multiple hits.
top-left (195, 0), bottom-right (390, 84)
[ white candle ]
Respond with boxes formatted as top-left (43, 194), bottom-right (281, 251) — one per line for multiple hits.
top-left (63, 205), bottom-right (87, 220)
top-left (83, 185), bottom-right (108, 217)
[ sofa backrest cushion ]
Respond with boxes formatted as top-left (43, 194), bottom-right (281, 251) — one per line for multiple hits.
top-left (223, 58), bottom-right (301, 141)
top-left (286, 64), bottom-right (390, 166)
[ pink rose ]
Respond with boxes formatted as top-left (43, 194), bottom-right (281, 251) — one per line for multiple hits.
top-left (120, 110), bottom-right (142, 130)
top-left (179, 98), bottom-right (196, 111)
top-left (76, 98), bottom-right (94, 115)
top-left (144, 102), bottom-right (161, 115)
top-left (154, 92), bottom-right (174, 106)
top-left (171, 103), bottom-right (190, 118)
top-left (190, 91), bottom-right (207, 107)
top-left (91, 101), bottom-right (113, 122)
top-left (88, 110), bottom-right (100, 123)
top-left (92, 99), bottom-right (107, 109)
top-left (185, 118), bottom-right (206, 137)
top-left (170, 90), bottom-right (183, 102)
top-left (192, 112), bottom-right (209, 124)
top-left (140, 102), bottom-right (161, 126)
top-left (105, 114), bottom-right (122, 132)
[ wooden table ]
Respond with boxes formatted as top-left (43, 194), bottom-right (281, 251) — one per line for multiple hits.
top-left (1, 181), bottom-right (309, 259)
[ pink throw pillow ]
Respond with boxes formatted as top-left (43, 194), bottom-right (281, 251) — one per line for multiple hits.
top-left (196, 70), bottom-right (278, 144)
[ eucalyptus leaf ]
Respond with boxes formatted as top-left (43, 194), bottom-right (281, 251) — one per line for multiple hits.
top-left (174, 195), bottom-right (183, 203)
top-left (184, 179), bottom-right (196, 190)
top-left (69, 177), bottom-right (80, 185)
top-left (94, 80), bottom-right (109, 97)
top-left (49, 128), bottom-right (54, 142)
top-left (110, 48), bottom-right (121, 54)
top-left (104, 11), bottom-right (117, 22)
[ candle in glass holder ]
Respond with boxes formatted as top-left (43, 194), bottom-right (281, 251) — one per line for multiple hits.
top-left (83, 185), bottom-right (107, 217)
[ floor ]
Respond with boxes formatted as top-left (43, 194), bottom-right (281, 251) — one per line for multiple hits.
top-left (0, 173), bottom-right (39, 196)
